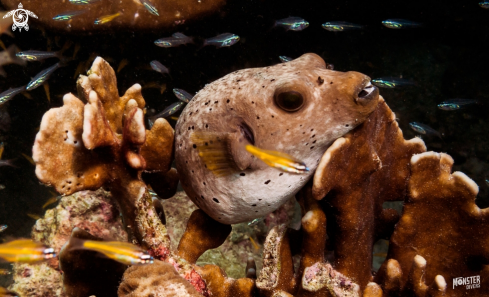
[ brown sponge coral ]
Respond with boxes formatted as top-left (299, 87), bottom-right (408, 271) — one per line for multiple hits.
top-left (118, 260), bottom-right (201, 297)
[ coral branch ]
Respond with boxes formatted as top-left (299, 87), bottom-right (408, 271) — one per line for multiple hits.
top-left (386, 151), bottom-right (488, 296)
top-left (176, 209), bottom-right (232, 264)
top-left (256, 225), bottom-right (296, 296)
top-left (311, 98), bottom-right (426, 289)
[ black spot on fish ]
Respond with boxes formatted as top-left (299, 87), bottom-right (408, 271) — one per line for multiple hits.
top-left (310, 146), bottom-right (315, 150)
top-left (240, 173), bottom-right (246, 176)
top-left (201, 195), bottom-right (205, 199)
top-left (252, 204), bottom-right (256, 207)
top-left (193, 144), bottom-right (197, 149)
top-left (345, 124), bottom-right (349, 127)
top-left (265, 180), bottom-right (271, 184)
top-left (226, 99), bottom-right (230, 103)
top-left (317, 76), bottom-right (324, 85)
top-left (213, 198), bottom-right (219, 203)
top-left (279, 173), bottom-right (283, 176)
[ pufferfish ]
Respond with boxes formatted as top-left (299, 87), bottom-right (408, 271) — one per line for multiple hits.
top-left (175, 53), bottom-right (379, 224)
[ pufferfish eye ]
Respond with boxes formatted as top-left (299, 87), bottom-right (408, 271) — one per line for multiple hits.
top-left (274, 91), bottom-right (304, 112)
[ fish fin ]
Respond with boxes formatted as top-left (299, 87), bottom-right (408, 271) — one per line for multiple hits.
top-left (190, 132), bottom-right (236, 176)
top-left (1, 159), bottom-right (17, 168)
top-left (7, 45), bottom-right (26, 67)
top-left (172, 32), bottom-right (186, 38)
top-left (0, 142), bottom-right (4, 159)
top-left (43, 83), bottom-right (50, 103)
top-left (0, 40), bottom-right (6, 51)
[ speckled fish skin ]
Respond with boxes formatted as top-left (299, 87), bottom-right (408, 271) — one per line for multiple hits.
top-left (175, 53), bottom-right (380, 224)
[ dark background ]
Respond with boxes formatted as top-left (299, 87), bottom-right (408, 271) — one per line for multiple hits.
top-left (0, 0), bottom-right (488, 242)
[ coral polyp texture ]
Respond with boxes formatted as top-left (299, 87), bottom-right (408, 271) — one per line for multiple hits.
top-left (1, 0), bottom-right (226, 32)
top-left (22, 54), bottom-right (488, 297)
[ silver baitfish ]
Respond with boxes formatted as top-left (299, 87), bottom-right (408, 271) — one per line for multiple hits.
top-left (382, 19), bottom-right (422, 29)
top-left (322, 21), bottom-right (364, 31)
top-left (150, 60), bottom-right (169, 75)
top-left (203, 33), bottom-right (240, 48)
top-left (0, 225), bottom-right (6, 233)
top-left (279, 56), bottom-right (293, 63)
top-left (149, 102), bottom-right (185, 127)
top-left (480, 2), bottom-right (489, 8)
top-left (437, 99), bottom-right (478, 111)
top-left (274, 17), bottom-right (309, 31)
top-left (69, 0), bottom-right (101, 4)
top-left (409, 122), bottom-right (442, 139)
top-left (26, 63), bottom-right (60, 91)
top-left (372, 77), bottom-right (415, 88)
top-left (154, 33), bottom-right (193, 48)
top-left (247, 218), bottom-right (264, 227)
top-left (53, 10), bottom-right (87, 21)
top-left (0, 85), bottom-right (26, 106)
top-left (16, 51), bottom-right (60, 62)
top-left (139, 0), bottom-right (159, 16)
top-left (173, 88), bottom-right (193, 103)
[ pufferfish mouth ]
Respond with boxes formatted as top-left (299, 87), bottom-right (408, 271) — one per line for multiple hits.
top-left (356, 81), bottom-right (378, 105)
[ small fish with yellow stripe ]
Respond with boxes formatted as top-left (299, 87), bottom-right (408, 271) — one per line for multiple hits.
top-left (69, 239), bottom-right (153, 266)
top-left (0, 239), bottom-right (56, 263)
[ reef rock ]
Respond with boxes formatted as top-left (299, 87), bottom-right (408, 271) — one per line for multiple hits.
top-left (175, 53), bottom-right (380, 224)
top-left (1, 0), bottom-right (226, 32)
top-left (9, 189), bottom-right (127, 297)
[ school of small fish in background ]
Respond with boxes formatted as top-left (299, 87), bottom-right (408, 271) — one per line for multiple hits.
top-left (0, 1), bottom-right (488, 274)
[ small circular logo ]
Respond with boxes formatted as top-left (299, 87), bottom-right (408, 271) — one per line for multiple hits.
top-left (2, 3), bottom-right (38, 32)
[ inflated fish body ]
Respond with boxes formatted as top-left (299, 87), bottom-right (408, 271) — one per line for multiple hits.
top-left (175, 53), bottom-right (379, 224)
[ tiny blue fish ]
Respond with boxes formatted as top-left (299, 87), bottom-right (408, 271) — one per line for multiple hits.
top-left (150, 60), bottom-right (169, 75)
top-left (149, 102), bottom-right (185, 127)
top-left (409, 122), bottom-right (442, 139)
top-left (26, 63), bottom-right (61, 91)
top-left (53, 10), bottom-right (87, 21)
top-left (274, 17), bottom-right (309, 31)
top-left (203, 33), bottom-right (240, 48)
top-left (485, 177), bottom-right (489, 187)
top-left (437, 99), bottom-right (478, 111)
top-left (0, 225), bottom-right (6, 233)
top-left (480, 2), bottom-right (489, 8)
top-left (69, 0), bottom-right (101, 4)
top-left (279, 56), bottom-right (292, 63)
top-left (322, 21), bottom-right (364, 31)
top-left (16, 51), bottom-right (61, 62)
top-left (382, 19), bottom-right (422, 29)
top-left (247, 218), bottom-right (264, 227)
top-left (173, 88), bottom-right (193, 103)
top-left (155, 33), bottom-right (193, 48)
top-left (140, 0), bottom-right (159, 16)
top-left (372, 77), bottom-right (415, 88)
top-left (0, 85), bottom-right (26, 106)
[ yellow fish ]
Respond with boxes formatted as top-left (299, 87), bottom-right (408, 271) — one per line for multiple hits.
top-left (71, 239), bottom-right (153, 266)
top-left (0, 286), bottom-right (18, 297)
top-left (245, 144), bottom-right (309, 174)
top-left (249, 237), bottom-right (260, 251)
top-left (27, 213), bottom-right (41, 220)
top-left (94, 12), bottom-right (121, 25)
top-left (0, 239), bottom-right (55, 263)
top-left (42, 194), bottom-right (59, 209)
top-left (117, 58), bottom-right (129, 73)
top-left (0, 269), bottom-right (10, 275)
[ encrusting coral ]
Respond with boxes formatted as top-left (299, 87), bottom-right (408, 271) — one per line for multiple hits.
top-left (9, 189), bottom-right (127, 297)
top-left (32, 56), bottom-right (174, 259)
top-left (23, 54), bottom-right (489, 297)
top-left (118, 260), bottom-right (201, 297)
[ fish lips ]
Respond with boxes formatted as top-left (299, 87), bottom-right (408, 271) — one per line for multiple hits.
top-left (355, 81), bottom-right (379, 106)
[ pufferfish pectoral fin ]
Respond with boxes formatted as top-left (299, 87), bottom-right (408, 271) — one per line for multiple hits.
top-left (190, 131), bottom-right (252, 176)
